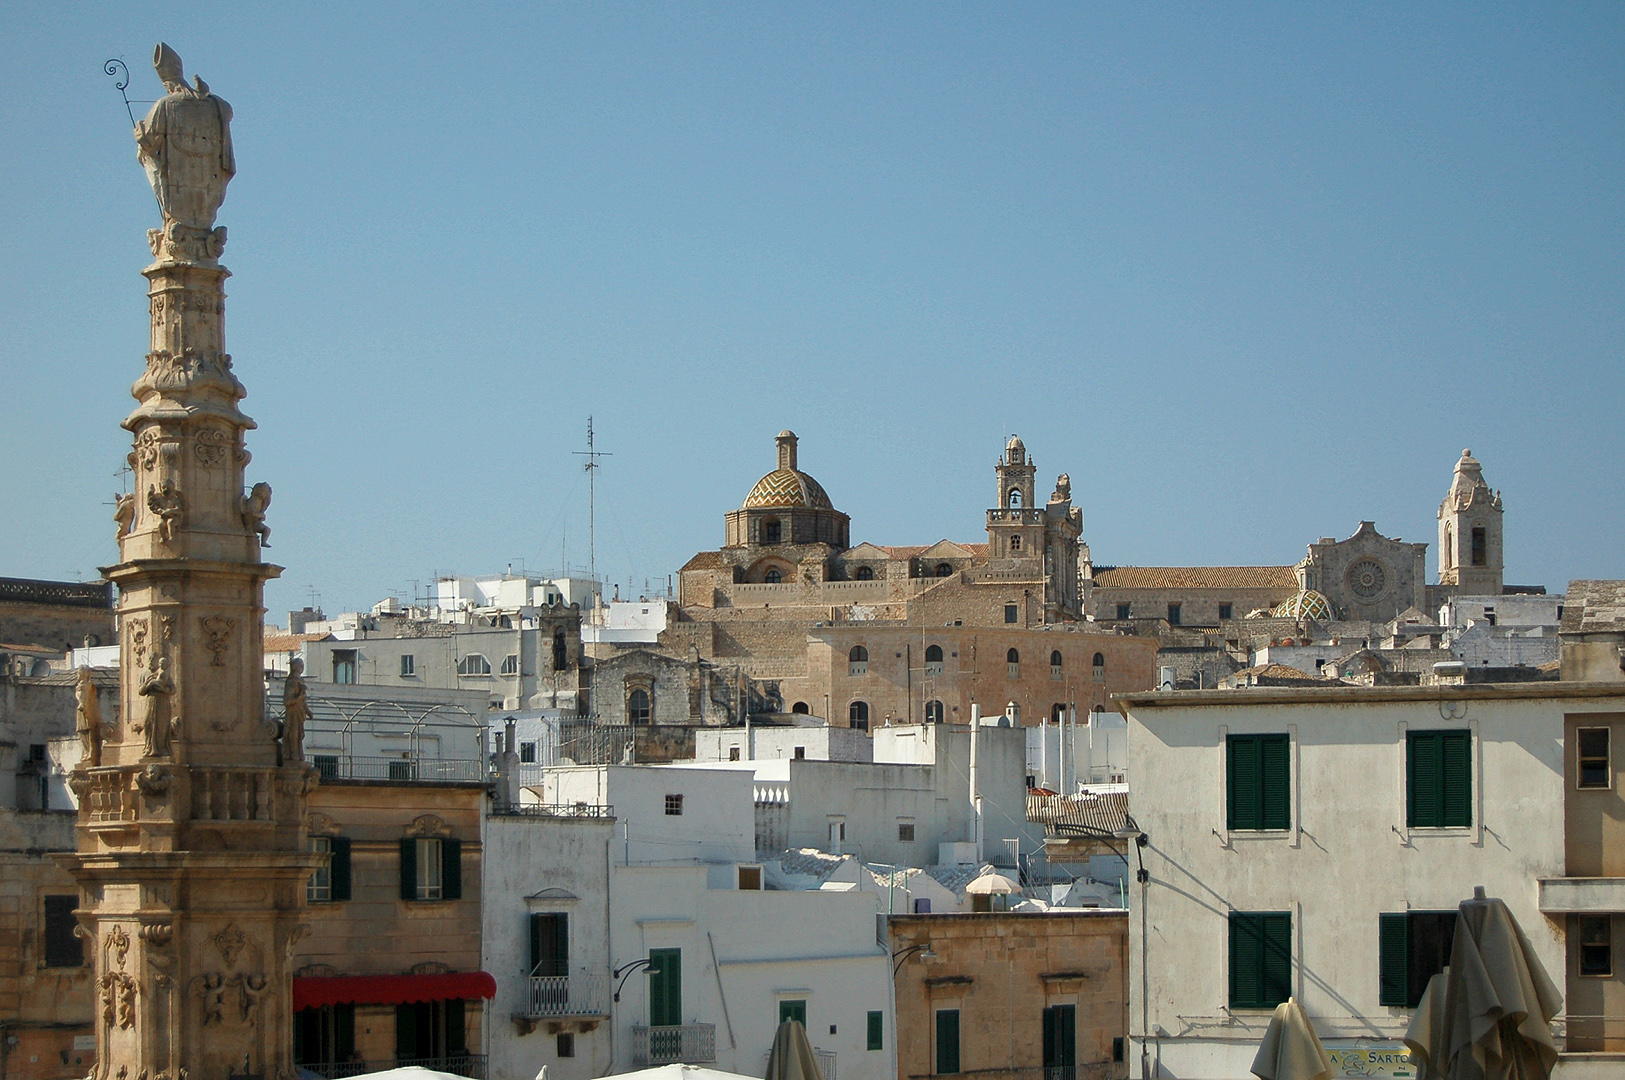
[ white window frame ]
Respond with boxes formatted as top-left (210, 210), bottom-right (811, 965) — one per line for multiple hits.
top-left (415, 837), bottom-right (444, 900)
top-left (307, 836), bottom-right (332, 902)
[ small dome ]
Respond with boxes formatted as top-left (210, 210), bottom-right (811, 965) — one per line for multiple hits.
top-left (744, 469), bottom-right (834, 510)
top-left (1270, 590), bottom-right (1334, 621)
top-left (1006, 434), bottom-right (1025, 453)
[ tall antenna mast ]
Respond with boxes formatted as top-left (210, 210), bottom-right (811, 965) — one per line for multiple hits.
top-left (573, 416), bottom-right (612, 608)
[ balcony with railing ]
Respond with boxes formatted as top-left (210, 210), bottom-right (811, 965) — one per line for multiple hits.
top-left (310, 754), bottom-right (486, 783)
top-left (632, 1023), bottom-right (717, 1065)
top-left (763, 1048), bottom-right (837, 1080)
top-left (492, 802), bottom-right (615, 820)
top-left (520, 972), bottom-right (610, 1019)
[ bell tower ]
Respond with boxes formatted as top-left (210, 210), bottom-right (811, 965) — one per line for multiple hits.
top-left (1437, 448), bottom-right (1504, 595)
top-left (987, 435), bottom-right (1042, 564)
top-left (59, 46), bottom-right (318, 1080)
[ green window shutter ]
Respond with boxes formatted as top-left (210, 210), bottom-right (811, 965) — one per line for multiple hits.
top-left (1228, 736), bottom-right (1261, 830)
top-left (395, 1002), bottom-right (419, 1058)
top-left (1261, 735), bottom-right (1291, 830)
top-left (330, 837), bottom-right (352, 901)
top-left (1408, 732), bottom-right (1438, 827)
top-left (867, 1010), bottom-right (883, 1051)
top-left (445, 998), bottom-right (467, 1056)
top-left (1262, 913), bottom-right (1292, 1007)
top-left (528, 914), bottom-right (542, 975)
top-left (936, 1008), bottom-right (960, 1075)
top-left (1379, 913), bottom-right (1409, 1007)
top-left (335, 1003), bottom-right (356, 1061)
top-left (779, 1000), bottom-right (807, 1027)
top-left (1231, 912), bottom-right (1292, 1009)
top-left (442, 838), bottom-right (462, 899)
top-left (1442, 731), bottom-right (1472, 828)
top-left (398, 838), bottom-right (416, 901)
top-left (1042, 1004), bottom-right (1076, 1068)
top-left (649, 948), bottom-right (681, 1027)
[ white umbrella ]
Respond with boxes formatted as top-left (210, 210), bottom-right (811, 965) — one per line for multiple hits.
top-left (614, 1066), bottom-right (766, 1080)
top-left (964, 871), bottom-right (1021, 895)
top-left (1250, 998), bottom-right (1334, 1080)
top-left (765, 1019), bottom-right (826, 1080)
top-left (1403, 887), bottom-right (1562, 1080)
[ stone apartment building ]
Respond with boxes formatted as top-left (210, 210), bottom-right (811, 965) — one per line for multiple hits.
top-left (890, 911), bottom-right (1129, 1080)
top-left (294, 777), bottom-right (493, 1074)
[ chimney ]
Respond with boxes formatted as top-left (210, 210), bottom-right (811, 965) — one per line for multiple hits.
top-left (776, 430), bottom-right (798, 472)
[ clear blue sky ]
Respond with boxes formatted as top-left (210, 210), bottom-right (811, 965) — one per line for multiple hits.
top-left (2, 3), bottom-right (1621, 620)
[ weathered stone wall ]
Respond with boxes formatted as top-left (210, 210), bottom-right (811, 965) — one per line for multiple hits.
top-left (0, 578), bottom-right (116, 653)
top-left (890, 911), bottom-right (1128, 1080)
top-left (0, 810), bottom-right (93, 1080)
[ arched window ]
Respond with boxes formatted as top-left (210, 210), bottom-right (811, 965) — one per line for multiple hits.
top-left (1050, 650), bottom-right (1063, 679)
top-left (1092, 652), bottom-right (1105, 682)
top-left (925, 700), bottom-right (945, 723)
top-left (855, 566), bottom-right (874, 581)
top-left (627, 688), bottom-right (651, 724)
top-left (792, 701), bottom-right (810, 715)
top-left (761, 518), bottom-right (781, 544)
top-left (935, 563), bottom-right (953, 577)
top-left (1444, 524), bottom-right (1454, 569)
top-left (553, 629), bottom-right (567, 671)
top-left (924, 644), bottom-right (944, 675)
top-left (1007, 648), bottom-right (1020, 678)
top-left (849, 646), bottom-right (868, 676)
top-left (764, 568), bottom-right (782, 583)
top-left (1008, 489), bottom-right (1023, 509)
top-left (849, 701), bottom-right (869, 731)
top-left (457, 653), bottom-right (491, 676)
top-left (1052, 702), bottom-right (1067, 723)
top-left (1009, 535), bottom-right (1022, 552)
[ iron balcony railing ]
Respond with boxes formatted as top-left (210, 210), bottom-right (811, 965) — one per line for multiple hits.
top-left (523, 972), bottom-right (610, 1018)
top-left (632, 1023), bottom-right (717, 1065)
top-left (310, 754), bottom-right (485, 783)
top-left (302, 1055), bottom-right (487, 1079)
top-left (909, 1065), bottom-right (1116, 1080)
top-left (493, 802), bottom-right (615, 820)
top-left (762, 1048), bottom-right (837, 1080)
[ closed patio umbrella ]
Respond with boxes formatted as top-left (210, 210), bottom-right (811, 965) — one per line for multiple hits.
top-left (1250, 997), bottom-right (1334, 1080)
top-left (1402, 887), bottom-right (1562, 1080)
top-left (765, 1019), bottom-right (825, 1080)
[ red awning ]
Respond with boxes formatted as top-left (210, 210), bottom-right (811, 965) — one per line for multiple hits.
top-left (293, 972), bottom-right (497, 1011)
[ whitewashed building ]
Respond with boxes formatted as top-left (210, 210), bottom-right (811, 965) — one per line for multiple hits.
top-left (1121, 680), bottom-right (1625, 1080)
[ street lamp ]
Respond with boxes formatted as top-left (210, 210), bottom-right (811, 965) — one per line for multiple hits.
top-left (612, 957), bottom-right (655, 1002)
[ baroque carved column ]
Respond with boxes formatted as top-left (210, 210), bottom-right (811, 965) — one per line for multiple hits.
top-left (59, 44), bottom-right (319, 1080)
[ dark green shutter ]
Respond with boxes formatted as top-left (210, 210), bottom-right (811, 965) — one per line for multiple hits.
top-left (442, 838), bottom-right (462, 899)
top-left (1409, 733), bottom-right (1442, 828)
top-left (396, 1002), bottom-right (418, 1058)
top-left (1229, 735), bottom-right (1290, 831)
top-left (1261, 736), bottom-right (1290, 830)
top-left (445, 998), bottom-right (467, 1055)
top-left (330, 837), bottom-right (352, 901)
top-left (399, 839), bottom-right (417, 900)
top-left (779, 1000), bottom-right (806, 1026)
top-left (1379, 914), bottom-right (1409, 1007)
top-left (1228, 736), bottom-right (1260, 830)
top-left (1442, 732), bottom-right (1471, 827)
top-left (1042, 1004), bottom-right (1076, 1067)
top-left (936, 1008), bottom-right (960, 1074)
top-left (649, 948), bottom-right (681, 1027)
top-left (867, 1010), bottom-right (883, 1051)
top-left (1231, 912), bottom-right (1292, 1009)
top-left (335, 1003), bottom-right (356, 1061)
top-left (530, 914), bottom-right (568, 976)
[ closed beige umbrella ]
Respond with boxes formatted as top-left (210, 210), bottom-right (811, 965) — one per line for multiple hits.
top-left (1402, 887), bottom-right (1563, 1080)
top-left (1250, 998), bottom-right (1334, 1080)
top-left (765, 1019), bottom-right (825, 1080)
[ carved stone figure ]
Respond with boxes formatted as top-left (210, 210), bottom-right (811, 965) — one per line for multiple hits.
top-left (75, 667), bottom-right (104, 767)
top-left (113, 492), bottom-right (136, 540)
top-left (281, 658), bottom-right (309, 762)
top-left (137, 655), bottom-right (175, 757)
top-left (240, 482), bottom-right (271, 547)
top-left (146, 481), bottom-right (185, 543)
top-left (200, 615), bottom-right (234, 667)
top-left (135, 44), bottom-right (234, 234)
top-left (195, 973), bottom-right (227, 1026)
top-left (237, 973), bottom-right (266, 1021)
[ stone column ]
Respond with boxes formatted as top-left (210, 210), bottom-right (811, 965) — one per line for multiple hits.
top-left (59, 45), bottom-right (319, 1080)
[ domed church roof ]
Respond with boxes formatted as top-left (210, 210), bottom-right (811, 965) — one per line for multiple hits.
top-left (743, 431), bottom-right (836, 510)
top-left (744, 469), bottom-right (834, 510)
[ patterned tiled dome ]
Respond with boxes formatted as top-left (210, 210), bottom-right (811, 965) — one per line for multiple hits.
top-left (1269, 590), bottom-right (1334, 621)
top-left (744, 469), bottom-right (834, 510)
